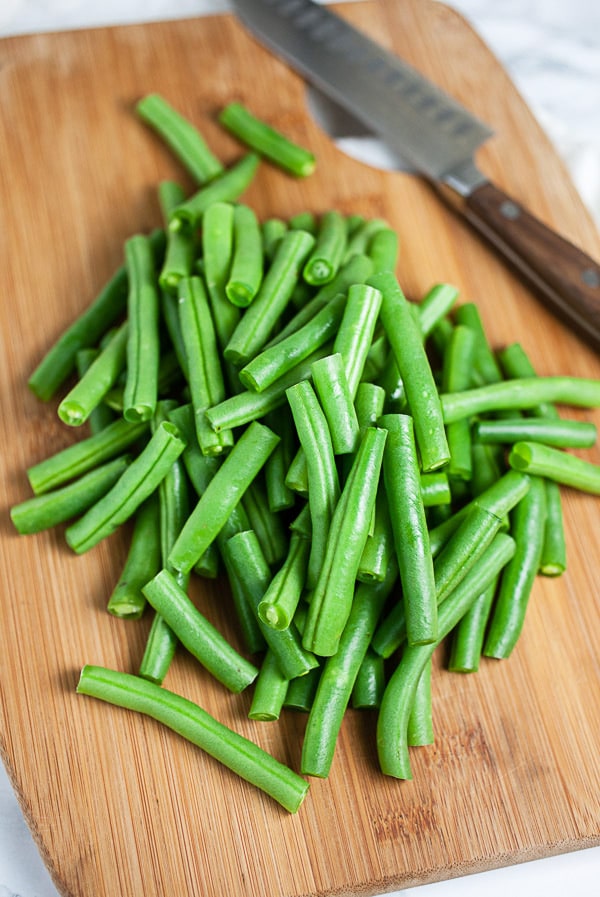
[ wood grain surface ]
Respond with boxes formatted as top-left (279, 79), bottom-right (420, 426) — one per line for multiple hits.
top-left (1, 3), bottom-right (599, 896)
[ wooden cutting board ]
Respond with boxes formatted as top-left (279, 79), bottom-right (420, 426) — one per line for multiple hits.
top-left (1, 2), bottom-right (599, 895)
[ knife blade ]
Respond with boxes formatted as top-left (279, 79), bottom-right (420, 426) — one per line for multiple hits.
top-left (231, 0), bottom-right (600, 352)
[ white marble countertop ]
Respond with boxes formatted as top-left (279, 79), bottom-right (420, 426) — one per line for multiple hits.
top-left (1, 2), bottom-right (599, 896)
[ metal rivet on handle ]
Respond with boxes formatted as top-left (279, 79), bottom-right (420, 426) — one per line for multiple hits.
top-left (582, 267), bottom-right (600, 288)
top-left (500, 200), bottom-right (521, 220)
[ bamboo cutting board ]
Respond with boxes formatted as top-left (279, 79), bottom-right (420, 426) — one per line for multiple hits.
top-left (1, 2), bottom-right (600, 895)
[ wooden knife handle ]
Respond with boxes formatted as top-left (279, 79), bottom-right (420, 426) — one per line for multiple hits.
top-left (463, 181), bottom-right (600, 352)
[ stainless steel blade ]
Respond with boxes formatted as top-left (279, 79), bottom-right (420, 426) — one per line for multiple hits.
top-left (231, 0), bottom-right (494, 195)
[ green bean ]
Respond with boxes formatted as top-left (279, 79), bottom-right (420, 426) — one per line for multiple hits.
top-left (484, 476), bottom-right (548, 658)
top-left (222, 530), bottom-right (318, 680)
top-left (300, 563), bottom-right (397, 777)
top-left (367, 226), bottom-right (399, 274)
top-left (206, 349), bottom-right (324, 432)
top-left (242, 478), bottom-right (288, 567)
top-left (370, 272), bottom-right (449, 472)
top-left (286, 379), bottom-right (340, 589)
top-left (58, 322), bottom-right (128, 426)
top-left (442, 323), bottom-right (477, 480)
top-left (224, 228), bottom-right (315, 366)
top-left (142, 569), bottom-right (258, 692)
top-left (27, 417), bottom-right (148, 495)
top-left (406, 660), bottom-right (434, 746)
top-left (357, 484), bottom-right (393, 583)
top-left (225, 204), bottom-right (264, 307)
top-left (311, 352), bottom-right (360, 454)
top-left (28, 229), bottom-right (165, 401)
top-left (139, 404), bottom-right (193, 683)
top-left (178, 275), bottom-right (233, 456)
top-left (355, 382), bottom-right (386, 431)
top-left (289, 211), bottom-right (317, 233)
top-left (167, 421), bottom-right (280, 575)
top-left (441, 377), bottom-right (600, 423)
top-left (303, 210), bottom-right (347, 285)
top-left (77, 665), bottom-right (308, 813)
top-left (257, 532), bottom-right (310, 630)
top-left (344, 218), bottom-right (388, 261)
top-left (454, 302), bottom-right (503, 386)
top-left (169, 153), bottom-right (260, 233)
top-left (377, 532), bottom-right (516, 778)
top-left (539, 480), bottom-right (567, 576)
top-left (302, 426), bottom-right (387, 657)
top-left (157, 180), bottom-right (196, 295)
top-left (248, 651), bottom-right (289, 721)
top-left (497, 342), bottom-right (558, 418)
top-left (417, 283), bottom-right (459, 340)
top-left (136, 93), bottom-right (223, 185)
top-left (239, 294), bottom-right (345, 393)
top-left (379, 413), bottom-right (437, 646)
top-left (75, 348), bottom-right (116, 434)
top-left (420, 472), bottom-right (452, 507)
top-left (333, 283), bottom-right (383, 397)
top-left (107, 494), bottom-right (161, 619)
top-left (10, 456), bottom-right (130, 535)
top-left (263, 411), bottom-right (297, 512)
top-left (65, 421), bottom-right (185, 554)
top-left (509, 441), bottom-right (600, 494)
top-left (218, 102), bottom-right (316, 177)
top-left (159, 290), bottom-right (189, 380)
top-left (262, 217), bottom-right (288, 260)
top-left (202, 201), bottom-right (240, 352)
top-left (264, 253), bottom-right (374, 349)
top-left (123, 233), bottom-right (160, 422)
top-left (474, 417), bottom-right (597, 448)
top-left (447, 578), bottom-right (498, 673)
top-left (352, 649), bottom-right (386, 710)
top-left (284, 665), bottom-right (321, 712)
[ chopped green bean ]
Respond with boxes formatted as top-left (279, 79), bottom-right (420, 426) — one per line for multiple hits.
top-left (286, 379), bottom-right (340, 589)
top-left (169, 153), bottom-right (260, 233)
top-left (77, 665), bottom-right (308, 812)
top-left (219, 102), bottom-right (316, 177)
top-left (484, 476), bottom-right (548, 658)
top-left (167, 421), bottom-right (280, 575)
top-left (178, 275), bottom-right (233, 456)
top-left (474, 417), bottom-right (597, 448)
top-left (225, 204), bottom-right (264, 307)
top-left (406, 660), bottom-right (434, 746)
top-left (417, 283), bottom-right (459, 339)
top-left (302, 426), bottom-right (387, 656)
top-left (239, 293), bottom-right (345, 393)
top-left (58, 322), bottom-right (128, 426)
top-left (311, 352), bottom-right (360, 454)
top-left (257, 532), bottom-right (310, 630)
top-left (333, 283), bottom-right (382, 397)
top-left (377, 532), bottom-right (516, 778)
top-left (11, 456), bottom-right (130, 535)
top-left (352, 649), bottom-right (386, 710)
top-left (107, 494), bottom-right (161, 619)
top-left (123, 233), bottom-right (160, 422)
top-left (300, 563), bottom-right (396, 777)
top-left (379, 413), bottom-right (437, 646)
top-left (441, 324), bottom-right (477, 480)
top-left (249, 651), bottom-right (289, 721)
top-left (27, 229), bottom-right (165, 402)
top-left (142, 569), bottom-right (258, 692)
top-left (136, 93), bottom-right (223, 185)
top-left (509, 441), bottom-right (600, 494)
top-left (65, 421), bottom-right (185, 554)
top-left (371, 272), bottom-right (450, 472)
top-left (224, 228), bottom-right (315, 366)
top-left (27, 417), bottom-right (147, 495)
top-left (367, 226), bottom-right (399, 274)
top-left (441, 377), bottom-right (600, 423)
top-left (303, 210), bottom-right (347, 284)
top-left (222, 530), bottom-right (318, 680)
top-left (75, 348), bottom-right (116, 434)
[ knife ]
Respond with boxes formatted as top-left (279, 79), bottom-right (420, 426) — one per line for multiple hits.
top-left (230, 0), bottom-right (600, 352)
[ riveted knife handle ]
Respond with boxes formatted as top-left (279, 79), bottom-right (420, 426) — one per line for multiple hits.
top-left (463, 181), bottom-right (600, 353)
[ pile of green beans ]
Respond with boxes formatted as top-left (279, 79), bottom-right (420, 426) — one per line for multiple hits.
top-left (13, 93), bottom-right (600, 810)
